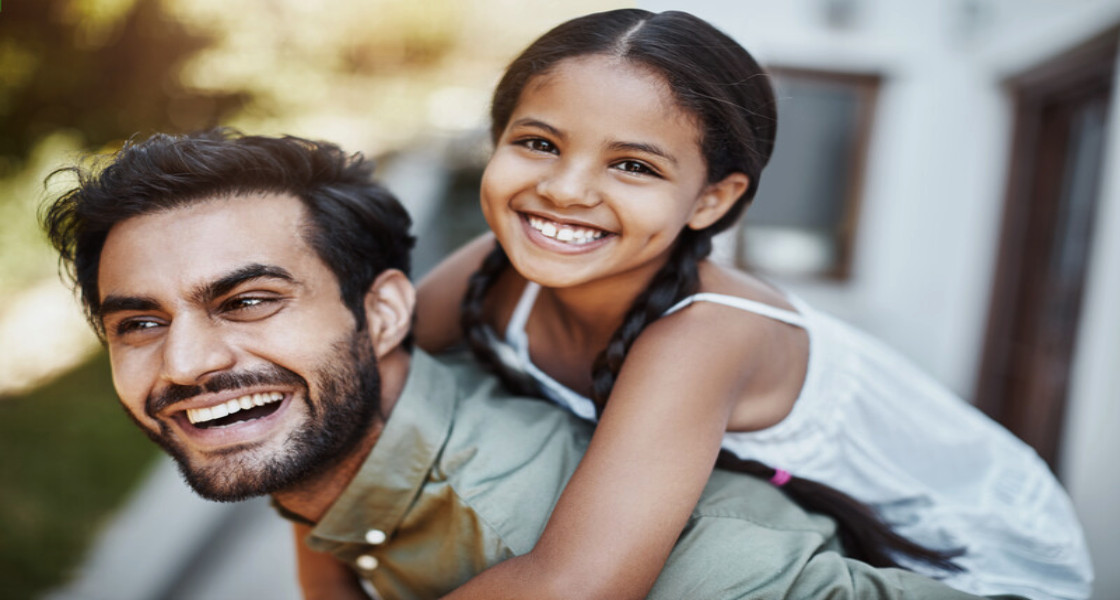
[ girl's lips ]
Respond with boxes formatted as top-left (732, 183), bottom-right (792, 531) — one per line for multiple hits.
top-left (519, 213), bottom-right (614, 254)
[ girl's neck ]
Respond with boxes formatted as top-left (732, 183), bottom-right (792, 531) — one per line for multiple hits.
top-left (532, 258), bottom-right (671, 344)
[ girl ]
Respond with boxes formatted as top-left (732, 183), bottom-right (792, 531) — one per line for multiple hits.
top-left (301, 9), bottom-right (1092, 600)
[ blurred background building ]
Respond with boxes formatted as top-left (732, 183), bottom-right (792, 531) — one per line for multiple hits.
top-left (1, 0), bottom-right (1117, 598)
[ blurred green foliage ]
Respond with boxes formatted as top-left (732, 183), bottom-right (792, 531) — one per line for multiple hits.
top-left (0, 351), bottom-right (159, 599)
top-left (0, 0), bottom-right (248, 176)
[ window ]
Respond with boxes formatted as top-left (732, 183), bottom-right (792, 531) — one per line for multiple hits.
top-left (734, 68), bottom-right (880, 279)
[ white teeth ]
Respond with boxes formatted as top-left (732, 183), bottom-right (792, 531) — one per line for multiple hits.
top-left (185, 392), bottom-right (285, 425)
top-left (527, 216), bottom-right (606, 245)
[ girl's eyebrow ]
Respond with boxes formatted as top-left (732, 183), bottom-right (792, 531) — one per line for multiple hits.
top-left (508, 118), bottom-right (564, 140)
top-left (606, 140), bottom-right (678, 166)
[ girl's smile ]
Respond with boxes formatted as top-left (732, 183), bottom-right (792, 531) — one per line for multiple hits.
top-left (481, 55), bottom-right (723, 291)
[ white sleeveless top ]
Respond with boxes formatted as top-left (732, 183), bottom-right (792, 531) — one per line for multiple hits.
top-left (493, 281), bottom-right (1093, 600)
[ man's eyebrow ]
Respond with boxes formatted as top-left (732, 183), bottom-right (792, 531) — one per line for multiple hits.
top-left (192, 264), bottom-right (299, 305)
top-left (99, 295), bottom-right (161, 318)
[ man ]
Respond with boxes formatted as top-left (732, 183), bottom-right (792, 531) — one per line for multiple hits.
top-left (42, 129), bottom-right (1003, 599)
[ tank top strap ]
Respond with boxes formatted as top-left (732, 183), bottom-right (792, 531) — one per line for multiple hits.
top-left (505, 281), bottom-right (542, 349)
top-left (663, 292), bottom-right (807, 329)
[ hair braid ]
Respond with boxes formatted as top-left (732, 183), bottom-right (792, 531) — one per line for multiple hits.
top-left (590, 228), bottom-right (712, 410)
top-left (715, 452), bottom-right (965, 572)
top-left (460, 243), bottom-right (541, 397)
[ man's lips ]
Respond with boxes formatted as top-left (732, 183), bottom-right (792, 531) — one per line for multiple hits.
top-left (184, 391), bottom-right (285, 429)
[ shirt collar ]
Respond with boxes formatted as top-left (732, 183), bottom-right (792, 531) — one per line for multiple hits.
top-left (307, 349), bottom-right (459, 548)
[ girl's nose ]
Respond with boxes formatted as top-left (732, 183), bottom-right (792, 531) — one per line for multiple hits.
top-left (536, 163), bottom-right (600, 208)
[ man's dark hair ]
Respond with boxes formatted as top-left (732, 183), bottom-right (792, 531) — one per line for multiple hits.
top-left (41, 128), bottom-right (415, 339)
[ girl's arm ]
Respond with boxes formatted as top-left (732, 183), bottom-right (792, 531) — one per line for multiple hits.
top-left (443, 303), bottom-right (756, 600)
top-left (413, 232), bottom-right (497, 353)
top-left (292, 522), bottom-right (370, 600)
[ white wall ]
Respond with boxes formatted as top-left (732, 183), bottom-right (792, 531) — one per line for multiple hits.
top-left (641, 0), bottom-right (1120, 596)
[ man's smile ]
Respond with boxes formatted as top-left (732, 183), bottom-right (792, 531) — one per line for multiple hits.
top-left (185, 391), bottom-right (286, 428)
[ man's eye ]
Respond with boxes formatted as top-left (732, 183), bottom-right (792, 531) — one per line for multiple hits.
top-left (115, 319), bottom-right (162, 336)
top-left (220, 296), bottom-right (283, 320)
top-left (226, 297), bottom-right (266, 311)
top-left (222, 297), bottom-right (275, 312)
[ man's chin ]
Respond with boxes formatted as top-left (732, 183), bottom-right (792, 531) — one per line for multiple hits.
top-left (165, 430), bottom-right (362, 502)
top-left (164, 444), bottom-right (295, 502)
top-left (143, 329), bottom-right (384, 502)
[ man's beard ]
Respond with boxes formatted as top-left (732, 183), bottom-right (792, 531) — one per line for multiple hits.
top-left (132, 330), bottom-right (382, 502)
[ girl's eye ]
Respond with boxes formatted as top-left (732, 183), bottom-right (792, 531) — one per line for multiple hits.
top-left (614, 160), bottom-right (660, 177)
top-left (519, 138), bottom-right (557, 154)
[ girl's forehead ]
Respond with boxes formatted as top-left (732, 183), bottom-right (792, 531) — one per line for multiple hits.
top-left (530, 55), bottom-right (671, 99)
top-left (520, 55), bottom-right (697, 130)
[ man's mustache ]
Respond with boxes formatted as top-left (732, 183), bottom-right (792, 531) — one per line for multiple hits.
top-left (146, 365), bottom-right (306, 418)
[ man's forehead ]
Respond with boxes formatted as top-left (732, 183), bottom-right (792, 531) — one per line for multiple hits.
top-left (97, 192), bottom-right (321, 301)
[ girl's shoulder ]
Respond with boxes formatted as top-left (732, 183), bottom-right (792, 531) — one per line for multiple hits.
top-left (648, 261), bottom-right (801, 340)
top-left (632, 261), bottom-right (809, 430)
top-left (631, 264), bottom-right (783, 365)
top-left (694, 260), bottom-right (799, 314)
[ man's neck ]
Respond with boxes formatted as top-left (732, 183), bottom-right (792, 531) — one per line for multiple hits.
top-left (271, 348), bottom-right (411, 523)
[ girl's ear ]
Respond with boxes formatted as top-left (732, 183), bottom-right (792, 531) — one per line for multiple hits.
top-left (687, 172), bottom-right (750, 231)
top-left (362, 269), bottom-right (416, 359)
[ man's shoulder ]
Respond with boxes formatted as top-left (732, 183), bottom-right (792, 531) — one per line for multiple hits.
top-left (427, 351), bottom-right (593, 552)
top-left (692, 468), bottom-right (837, 538)
top-left (433, 351), bottom-right (591, 436)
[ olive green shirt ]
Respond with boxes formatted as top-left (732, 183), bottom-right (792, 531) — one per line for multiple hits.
top-left (300, 350), bottom-right (997, 600)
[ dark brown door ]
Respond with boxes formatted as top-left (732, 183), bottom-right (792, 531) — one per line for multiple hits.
top-left (975, 32), bottom-right (1116, 473)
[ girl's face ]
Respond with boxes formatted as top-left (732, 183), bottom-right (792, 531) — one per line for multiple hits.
top-left (481, 55), bottom-right (743, 292)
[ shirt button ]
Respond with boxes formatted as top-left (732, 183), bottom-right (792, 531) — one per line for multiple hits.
top-left (364, 529), bottom-right (387, 545)
top-left (356, 554), bottom-right (379, 571)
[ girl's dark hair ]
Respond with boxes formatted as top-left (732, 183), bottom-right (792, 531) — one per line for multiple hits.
top-left (463, 9), bottom-right (963, 572)
top-left (42, 128), bottom-right (414, 340)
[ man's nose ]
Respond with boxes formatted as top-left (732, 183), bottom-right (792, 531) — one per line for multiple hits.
top-left (536, 161), bottom-right (600, 208)
top-left (160, 315), bottom-right (236, 386)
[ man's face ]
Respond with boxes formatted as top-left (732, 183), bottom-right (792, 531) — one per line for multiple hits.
top-left (97, 192), bottom-right (381, 501)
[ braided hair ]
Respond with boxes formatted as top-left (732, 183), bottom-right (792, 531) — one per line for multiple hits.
top-left (463, 9), bottom-right (963, 572)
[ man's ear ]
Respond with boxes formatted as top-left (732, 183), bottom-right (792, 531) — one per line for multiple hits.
top-left (362, 269), bottom-right (416, 359)
top-left (687, 172), bottom-right (750, 231)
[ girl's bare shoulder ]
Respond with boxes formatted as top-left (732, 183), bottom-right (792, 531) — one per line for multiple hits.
top-left (632, 260), bottom-right (808, 430)
top-left (648, 260), bottom-right (798, 347)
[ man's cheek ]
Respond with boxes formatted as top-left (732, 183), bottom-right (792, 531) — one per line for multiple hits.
top-left (109, 357), bottom-right (158, 426)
